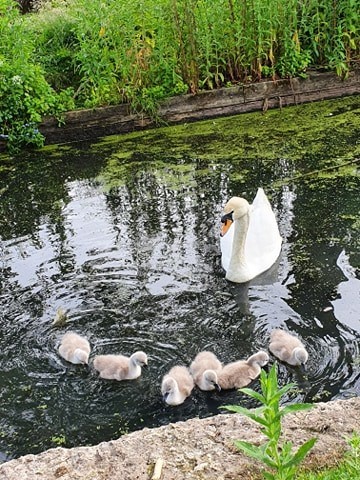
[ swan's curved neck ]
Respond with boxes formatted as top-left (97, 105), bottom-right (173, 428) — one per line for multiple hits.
top-left (169, 382), bottom-right (181, 402)
top-left (247, 354), bottom-right (258, 366)
top-left (293, 347), bottom-right (307, 364)
top-left (74, 348), bottom-right (87, 364)
top-left (226, 212), bottom-right (250, 282)
top-left (129, 357), bottom-right (141, 376)
top-left (232, 213), bottom-right (249, 261)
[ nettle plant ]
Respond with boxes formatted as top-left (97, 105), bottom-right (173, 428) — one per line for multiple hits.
top-left (224, 363), bottom-right (317, 480)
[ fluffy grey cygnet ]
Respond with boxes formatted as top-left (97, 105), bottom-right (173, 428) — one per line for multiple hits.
top-left (93, 351), bottom-right (148, 380)
top-left (269, 329), bottom-right (308, 367)
top-left (189, 351), bottom-right (222, 391)
top-left (58, 332), bottom-right (91, 365)
top-left (161, 366), bottom-right (194, 406)
top-left (218, 350), bottom-right (269, 390)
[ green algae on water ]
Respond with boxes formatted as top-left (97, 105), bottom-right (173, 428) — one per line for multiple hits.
top-left (90, 95), bottom-right (360, 163)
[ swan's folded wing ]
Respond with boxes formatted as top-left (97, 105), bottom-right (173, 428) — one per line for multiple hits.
top-left (245, 188), bottom-right (282, 275)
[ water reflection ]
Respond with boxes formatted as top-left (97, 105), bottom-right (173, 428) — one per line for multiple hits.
top-left (0, 134), bottom-right (359, 462)
top-left (331, 250), bottom-right (360, 331)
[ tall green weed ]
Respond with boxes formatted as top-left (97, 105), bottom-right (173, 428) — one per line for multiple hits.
top-left (224, 364), bottom-right (317, 480)
top-left (27, 0), bottom-right (360, 97)
top-left (1, 0), bottom-right (359, 150)
top-left (0, 0), bottom-right (74, 153)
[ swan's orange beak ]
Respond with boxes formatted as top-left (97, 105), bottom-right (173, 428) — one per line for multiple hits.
top-left (220, 219), bottom-right (232, 237)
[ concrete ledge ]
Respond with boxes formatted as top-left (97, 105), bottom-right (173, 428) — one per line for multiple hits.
top-left (0, 397), bottom-right (359, 480)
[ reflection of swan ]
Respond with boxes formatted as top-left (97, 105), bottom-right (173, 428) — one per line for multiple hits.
top-left (58, 332), bottom-right (90, 365)
top-left (331, 250), bottom-right (360, 332)
top-left (218, 351), bottom-right (269, 389)
top-left (189, 351), bottom-right (222, 391)
top-left (220, 188), bottom-right (282, 283)
top-left (93, 351), bottom-right (148, 380)
top-left (161, 366), bottom-right (194, 406)
top-left (269, 329), bottom-right (308, 367)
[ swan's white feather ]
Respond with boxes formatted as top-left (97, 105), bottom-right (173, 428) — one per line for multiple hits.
top-left (220, 188), bottom-right (282, 282)
top-left (245, 188), bottom-right (282, 275)
top-left (220, 222), bottom-right (234, 271)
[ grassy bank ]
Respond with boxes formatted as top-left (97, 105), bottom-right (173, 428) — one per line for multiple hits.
top-left (297, 434), bottom-right (360, 479)
top-left (0, 0), bottom-right (359, 151)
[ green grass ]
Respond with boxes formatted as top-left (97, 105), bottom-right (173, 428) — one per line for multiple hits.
top-left (297, 434), bottom-right (360, 480)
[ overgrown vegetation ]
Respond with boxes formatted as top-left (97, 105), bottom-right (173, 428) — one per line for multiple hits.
top-left (297, 434), bottom-right (360, 480)
top-left (0, 0), bottom-right (74, 153)
top-left (224, 364), bottom-right (317, 480)
top-left (1, 0), bottom-right (359, 151)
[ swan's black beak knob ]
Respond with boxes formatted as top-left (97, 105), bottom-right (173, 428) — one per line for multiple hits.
top-left (220, 211), bottom-right (233, 237)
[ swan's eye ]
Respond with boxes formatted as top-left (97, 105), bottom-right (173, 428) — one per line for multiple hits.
top-left (221, 211), bottom-right (233, 224)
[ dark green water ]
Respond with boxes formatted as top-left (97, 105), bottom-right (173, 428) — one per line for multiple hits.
top-left (0, 97), bottom-right (359, 462)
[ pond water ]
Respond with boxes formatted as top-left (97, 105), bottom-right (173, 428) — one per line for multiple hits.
top-left (0, 96), bottom-right (359, 462)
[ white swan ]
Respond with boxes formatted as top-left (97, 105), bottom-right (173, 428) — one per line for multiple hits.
top-left (220, 188), bottom-right (282, 283)
top-left (161, 366), bottom-right (195, 406)
top-left (269, 329), bottom-right (308, 368)
top-left (218, 350), bottom-right (269, 390)
top-left (93, 351), bottom-right (148, 380)
top-left (189, 351), bottom-right (222, 391)
top-left (58, 332), bottom-right (91, 365)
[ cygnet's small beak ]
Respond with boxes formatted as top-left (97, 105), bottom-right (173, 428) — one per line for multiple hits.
top-left (214, 383), bottom-right (221, 392)
top-left (299, 363), bottom-right (306, 373)
top-left (142, 363), bottom-right (148, 369)
top-left (162, 392), bottom-right (169, 403)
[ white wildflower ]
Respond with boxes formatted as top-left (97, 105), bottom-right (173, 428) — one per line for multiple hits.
top-left (12, 75), bottom-right (23, 85)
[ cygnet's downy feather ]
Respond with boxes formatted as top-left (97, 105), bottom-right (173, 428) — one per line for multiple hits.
top-left (218, 350), bottom-right (269, 390)
top-left (161, 366), bottom-right (194, 406)
top-left (93, 351), bottom-right (148, 380)
top-left (189, 351), bottom-right (222, 391)
top-left (58, 332), bottom-right (91, 365)
top-left (269, 329), bottom-right (308, 367)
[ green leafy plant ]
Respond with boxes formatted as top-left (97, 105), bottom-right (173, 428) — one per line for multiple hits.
top-left (1, 0), bottom-right (359, 151)
top-left (30, 0), bottom-right (359, 105)
top-left (0, 0), bottom-right (74, 153)
top-left (224, 363), bottom-right (317, 480)
top-left (51, 434), bottom-right (66, 446)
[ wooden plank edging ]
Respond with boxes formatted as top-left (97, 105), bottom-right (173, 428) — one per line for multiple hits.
top-left (16, 69), bottom-right (360, 147)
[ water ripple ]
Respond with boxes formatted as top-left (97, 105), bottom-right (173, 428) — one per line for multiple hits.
top-left (0, 146), bottom-right (359, 461)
